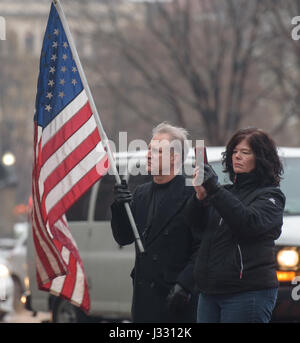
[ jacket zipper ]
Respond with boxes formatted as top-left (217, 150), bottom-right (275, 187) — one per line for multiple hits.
top-left (237, 244), bottom-right (244, 279)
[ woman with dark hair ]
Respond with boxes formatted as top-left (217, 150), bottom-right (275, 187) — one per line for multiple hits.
top-left (222, 127), bottom-right (283, 186)
top-left (187, 128), bottom-right (285, 323)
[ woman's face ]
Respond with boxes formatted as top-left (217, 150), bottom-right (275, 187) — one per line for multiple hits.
top-left (232, 138), bottom-right (256, 174)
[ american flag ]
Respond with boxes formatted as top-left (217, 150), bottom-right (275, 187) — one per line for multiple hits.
top-left (32, 3), bottom-right (109, 312)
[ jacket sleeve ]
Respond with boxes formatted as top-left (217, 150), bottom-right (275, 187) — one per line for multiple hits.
top-left (110, 188), bottom-right (138, 246)
top-left (210, 187), bottom-right (286, 240)
top-left (176, 227), bottom-right (201, 294)
top-left (176, 193), bottom-right (206, 293)
top-left (184, 192), bottom-right (208, 230)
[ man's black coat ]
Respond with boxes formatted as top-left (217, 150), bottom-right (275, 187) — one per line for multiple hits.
top-left (111, 175), bottom-right (200, 323)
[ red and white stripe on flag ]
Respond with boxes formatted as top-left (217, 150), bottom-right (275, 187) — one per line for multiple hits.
top-left (32, 89), bottom-right (109, 312)
top-left (32, 3), bottom-right (109, 312)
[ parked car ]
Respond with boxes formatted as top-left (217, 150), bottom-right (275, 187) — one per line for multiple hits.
top-left (25, 147), bottom-right (300, 322)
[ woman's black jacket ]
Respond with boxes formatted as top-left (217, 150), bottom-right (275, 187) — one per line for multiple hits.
top-left (186, 172), bottom-right (286, 295)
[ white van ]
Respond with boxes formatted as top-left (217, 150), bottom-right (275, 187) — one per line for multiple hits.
top-left (25, 147), bottom-right (300, 322)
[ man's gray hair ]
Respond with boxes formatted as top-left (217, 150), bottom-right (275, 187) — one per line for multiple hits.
top-left (152, 122), bottom-right (190, 163)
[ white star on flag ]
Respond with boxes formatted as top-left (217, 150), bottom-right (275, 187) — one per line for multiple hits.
top-left (45, 104), bottom-right (52, 112)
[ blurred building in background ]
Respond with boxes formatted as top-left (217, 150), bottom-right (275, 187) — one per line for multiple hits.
top-left (0, 0), bottom-right (146, 58)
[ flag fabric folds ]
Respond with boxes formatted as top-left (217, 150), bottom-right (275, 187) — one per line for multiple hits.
top-left (32, 3), bottom-right (109, 312)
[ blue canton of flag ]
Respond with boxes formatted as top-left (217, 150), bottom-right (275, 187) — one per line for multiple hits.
top-left (35, 4), bottom-right (83, 128)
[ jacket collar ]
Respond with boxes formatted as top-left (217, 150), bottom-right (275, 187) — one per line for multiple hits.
top-left (234, 171), bottom-right (259, 189)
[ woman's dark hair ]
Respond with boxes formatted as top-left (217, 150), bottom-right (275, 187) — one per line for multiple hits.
top-left (222, 127), bottom-right (283, 186)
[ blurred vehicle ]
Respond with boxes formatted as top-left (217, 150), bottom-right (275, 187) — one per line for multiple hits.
top-left (0, 238), bottom-right (16, 259)
top-left (269, 148), bottom-right (300, 322)
top-left (25, 147), bottom-right (300, 322)
top-left (0, 256), bottom-right (14, 320)
top-left (6, 223), bottom-right (28, 312)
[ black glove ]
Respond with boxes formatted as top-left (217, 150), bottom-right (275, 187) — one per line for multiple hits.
top-left (202, 164), bottom-right (220, 196)
top-left (166, 284), bottom-right (191, 313)
top-left (114, 179), bottom-right (133, 204)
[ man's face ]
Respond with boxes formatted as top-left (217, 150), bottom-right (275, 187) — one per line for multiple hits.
top-left (147, 133), bottom-right (176, 175)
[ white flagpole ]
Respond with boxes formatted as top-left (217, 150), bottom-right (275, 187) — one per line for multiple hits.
top-left (53, 0), bottom-right (145, 254)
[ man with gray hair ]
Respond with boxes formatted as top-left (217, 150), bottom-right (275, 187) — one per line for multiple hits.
top-left (111, 122), bottom-right (200, 323)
